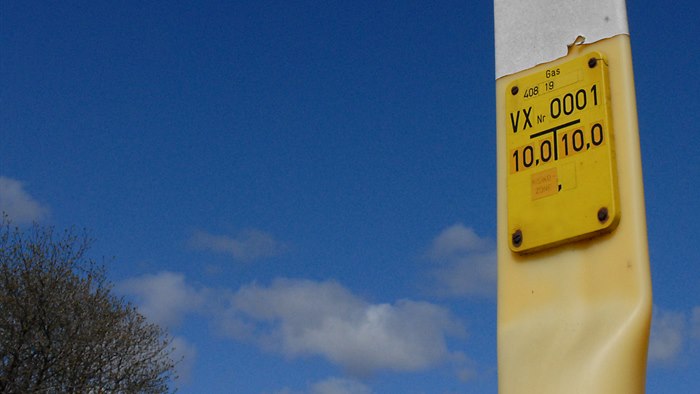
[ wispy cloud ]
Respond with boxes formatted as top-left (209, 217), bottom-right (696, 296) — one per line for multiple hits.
top-left (425, 224), bottom-right (496, 297)
top-left (428, 224), bottom-right (490, 260)
top-left (310, 377), bottom-right (372, 394)
top-left (271, 377), bottom-right (372, 394)
top-left (120, 273), bottom-right (471, 382)
top-left (0, 176), bottom-right (49, 223)
top-left (189, 229), bottom-right (287, 262)
top-left (648, 307), bottom-right (685, 363)
top-left (692, 306), bottom-right (700, 340)
top-left (220, 278), bottom-right (465, 375)
top-left (117, 272), bottom-right (204, 388)
top-left (117, 271), bottom-right (205, 327)
top-left (171, 336), bottom-right (197, 384)
top-left (648, 305), bottom-right (700, 365)
top-left (453, 354), bottom-right (479, 382)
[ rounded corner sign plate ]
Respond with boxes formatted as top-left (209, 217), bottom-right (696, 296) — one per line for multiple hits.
top-left (505, 52), bottom-right (619, 253)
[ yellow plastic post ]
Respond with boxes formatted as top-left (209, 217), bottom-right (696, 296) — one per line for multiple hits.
top-left (496, 35), bottom-right (652, 393)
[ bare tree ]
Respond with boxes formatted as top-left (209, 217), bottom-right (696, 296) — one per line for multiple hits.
top-left (0, 219), bottom-right (177, 393)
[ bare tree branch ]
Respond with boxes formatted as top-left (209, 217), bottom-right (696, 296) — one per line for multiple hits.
top-left (0, 218), bottom-right (177, 393)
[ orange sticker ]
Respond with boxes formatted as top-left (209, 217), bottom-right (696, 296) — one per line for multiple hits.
top-left (531, 168), bottom-right (558, 200)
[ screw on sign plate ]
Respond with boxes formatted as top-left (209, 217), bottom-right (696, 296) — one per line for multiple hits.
top-left (512, 229), bottom-right (523, 247)
top-left (598, 207), bottom-right (609, 223)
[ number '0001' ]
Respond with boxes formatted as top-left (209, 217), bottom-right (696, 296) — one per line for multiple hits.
top-left (550, 85), bottom-right (598, 119)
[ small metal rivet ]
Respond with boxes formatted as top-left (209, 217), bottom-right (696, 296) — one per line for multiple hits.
top-left (512, 229), bottom-right (523, 247)
top-left (597, 207), bottom-right (609, 222)
top-left (588, 57), bottom-right (598, 68)
top-left (511, 86), bottom-right (519, 95)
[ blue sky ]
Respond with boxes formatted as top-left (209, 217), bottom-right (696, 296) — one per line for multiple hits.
top-left (1, 1), bottom-right (698, 393)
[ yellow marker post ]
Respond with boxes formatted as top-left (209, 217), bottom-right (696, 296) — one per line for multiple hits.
top-left (495, 1), bottom-right (652, 393)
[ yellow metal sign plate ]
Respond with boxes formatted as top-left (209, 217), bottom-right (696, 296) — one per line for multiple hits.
top-left (506, 52), bottom-right (619, 253)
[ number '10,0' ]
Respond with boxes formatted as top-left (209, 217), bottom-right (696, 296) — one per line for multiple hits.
top-left (561, 124), bottom-right (604, 156)
top-left (511, 123), bottom-right (605, 172)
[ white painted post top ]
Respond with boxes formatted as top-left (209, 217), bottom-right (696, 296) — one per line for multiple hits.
top-left (494, 0), bottom-right (629, 79)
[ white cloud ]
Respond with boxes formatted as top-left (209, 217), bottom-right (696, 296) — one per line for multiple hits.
top-left (222, 278), bottom-right (465, 375)
top-left (648, 306), bottom-right (686, 363)
top-left (189, 229), bottom-right (287, 262)
top-left (428, 223), bottom-right (490, 259)
top-left (0, 176), bottom-right (48, 223)
top-left (271, 378), bottom-right (371, 394)
top-left (118, 272), bottom-right (474, 382)
top-left (431, 252), bottom-right (497, 297)
top-left (117, 271), bottom-right (205, 327)
top-left (310, 377), bottom-right (372, 394)
top-left (452, 354), bottom-right (478, 382)
top-left (691, 306), bottom-right (700, 340)
top-left (270, 389), bottom-right (299, 394)
top-left (118, 274), bottom-right (201, 386)
top-left (426, 224), bottom-right (496, 297)
top-left (171, 336), bottom-right (197, 384)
